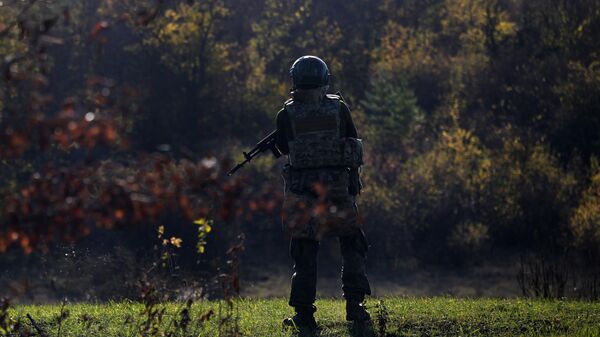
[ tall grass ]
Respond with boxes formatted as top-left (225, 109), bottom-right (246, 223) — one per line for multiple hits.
top-left (6, 297), bottom-right (600, 337)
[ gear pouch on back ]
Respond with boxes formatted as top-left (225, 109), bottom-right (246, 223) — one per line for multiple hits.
top-left (342, 138), bottom-right (363, 168)
top-left (290, 137), bottom-right (363, 169)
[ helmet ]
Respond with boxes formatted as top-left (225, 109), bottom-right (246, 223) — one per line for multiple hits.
top-left (289, 55), bottom-right (330, 89)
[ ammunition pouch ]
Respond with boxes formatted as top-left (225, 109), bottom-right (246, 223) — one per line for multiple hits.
top-left (283, 165), bottom-right (350, 200)
top-left (342, 137), bottom-right (363, 168)
top-left (288, 137), bottom-right (363, 169)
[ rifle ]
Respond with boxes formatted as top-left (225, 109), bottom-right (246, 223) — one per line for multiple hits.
top-left (227, 130), bottom-right (282, 176)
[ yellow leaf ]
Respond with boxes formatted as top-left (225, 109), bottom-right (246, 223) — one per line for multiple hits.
top-left (158, 225), bottom-right (165, 238)
top-left (165, 9), bottom-right (177, 19)
top-left (204, 224), bottom-right (212, 233)
top-left (194, 218), bottom-right (206, 225)
top-left (170, 237), bottom-right (183, 248)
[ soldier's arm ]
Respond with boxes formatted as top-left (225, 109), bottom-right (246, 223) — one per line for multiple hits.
top-left (340, 102), bottom-right (358, 138)
top-left (275, 108), bottom-right (290, 155)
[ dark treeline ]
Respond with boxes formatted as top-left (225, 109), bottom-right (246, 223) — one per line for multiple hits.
top-left (1, 0), bottom-right (600, 299)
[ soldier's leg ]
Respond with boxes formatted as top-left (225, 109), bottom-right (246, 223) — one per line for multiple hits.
top-left (340, 229), bottom-right (371, 321)
top-left (289, 237), bottom-right (320, 313)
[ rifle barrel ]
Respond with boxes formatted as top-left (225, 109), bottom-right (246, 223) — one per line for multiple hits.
top-left (227, 130), bottom-right (279, 176)
top-left (227, 160), bottom-right (247, 176)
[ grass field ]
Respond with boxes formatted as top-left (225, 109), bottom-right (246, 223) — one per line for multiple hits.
top-left (8, 297), bottom-right (600, 337)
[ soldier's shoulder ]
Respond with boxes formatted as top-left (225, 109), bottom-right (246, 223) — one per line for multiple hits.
top-left (276, 106), bottom-right (288, 119)
top-left (325, 93), bottom-right (350, 108)
top-left (283, 97), bottom-right (294, 107)
top-left (325, 94), bottom-right (351, 112)
top-left (325, 93), bottom-right (343, 102)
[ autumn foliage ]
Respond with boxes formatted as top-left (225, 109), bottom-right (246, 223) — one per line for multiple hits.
top-left (0, 0), bottom-right (600, 300)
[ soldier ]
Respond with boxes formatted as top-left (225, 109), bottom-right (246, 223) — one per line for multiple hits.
top-left (276, 55), bottom-right (371, 332)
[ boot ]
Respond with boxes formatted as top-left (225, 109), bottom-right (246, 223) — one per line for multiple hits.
top-left (283, 306), bottom-right (318, 332)
top-left (346, 300), bottom-right (370, 322)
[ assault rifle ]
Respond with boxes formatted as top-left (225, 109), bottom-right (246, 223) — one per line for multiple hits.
top-left (227, 130), bottom-right (282, 176)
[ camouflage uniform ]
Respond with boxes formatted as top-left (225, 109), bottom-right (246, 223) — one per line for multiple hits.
top-left (276, 89), bottom-right (371, 316)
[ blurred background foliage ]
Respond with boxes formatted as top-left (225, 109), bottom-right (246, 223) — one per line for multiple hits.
top-left (1, 0), bottom-right (600, 299)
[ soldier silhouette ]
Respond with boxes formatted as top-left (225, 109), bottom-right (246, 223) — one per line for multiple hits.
top-left (275, 55), bottom-right (371, 332)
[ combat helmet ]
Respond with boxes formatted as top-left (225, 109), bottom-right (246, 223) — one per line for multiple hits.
top-left (289, 55), bottom-right (330, 89)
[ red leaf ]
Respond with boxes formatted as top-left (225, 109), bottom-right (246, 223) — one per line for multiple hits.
top-left (90, 21), bottom-right (109, 40)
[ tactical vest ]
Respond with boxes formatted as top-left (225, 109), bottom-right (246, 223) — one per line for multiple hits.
top-left (285, 95), bottom-right (363, 169)
top-left (281, 94), bottom-right (362, 239)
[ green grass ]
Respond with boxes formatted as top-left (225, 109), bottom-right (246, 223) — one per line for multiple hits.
top-left (8, 297), bottom-right (600, 337)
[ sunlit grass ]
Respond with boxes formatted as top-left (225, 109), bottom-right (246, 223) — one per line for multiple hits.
top-left (11, 297), bottom-right (600, 337)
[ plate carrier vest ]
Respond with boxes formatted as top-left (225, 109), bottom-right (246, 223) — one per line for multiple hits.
top-left (282, 94), bottom-right (362, 239)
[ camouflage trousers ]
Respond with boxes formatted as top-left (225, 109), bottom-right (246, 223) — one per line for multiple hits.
top-left (282, 166), bottom-right (360, 239)
top-left (288, 228), bottom-right (371, 311)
